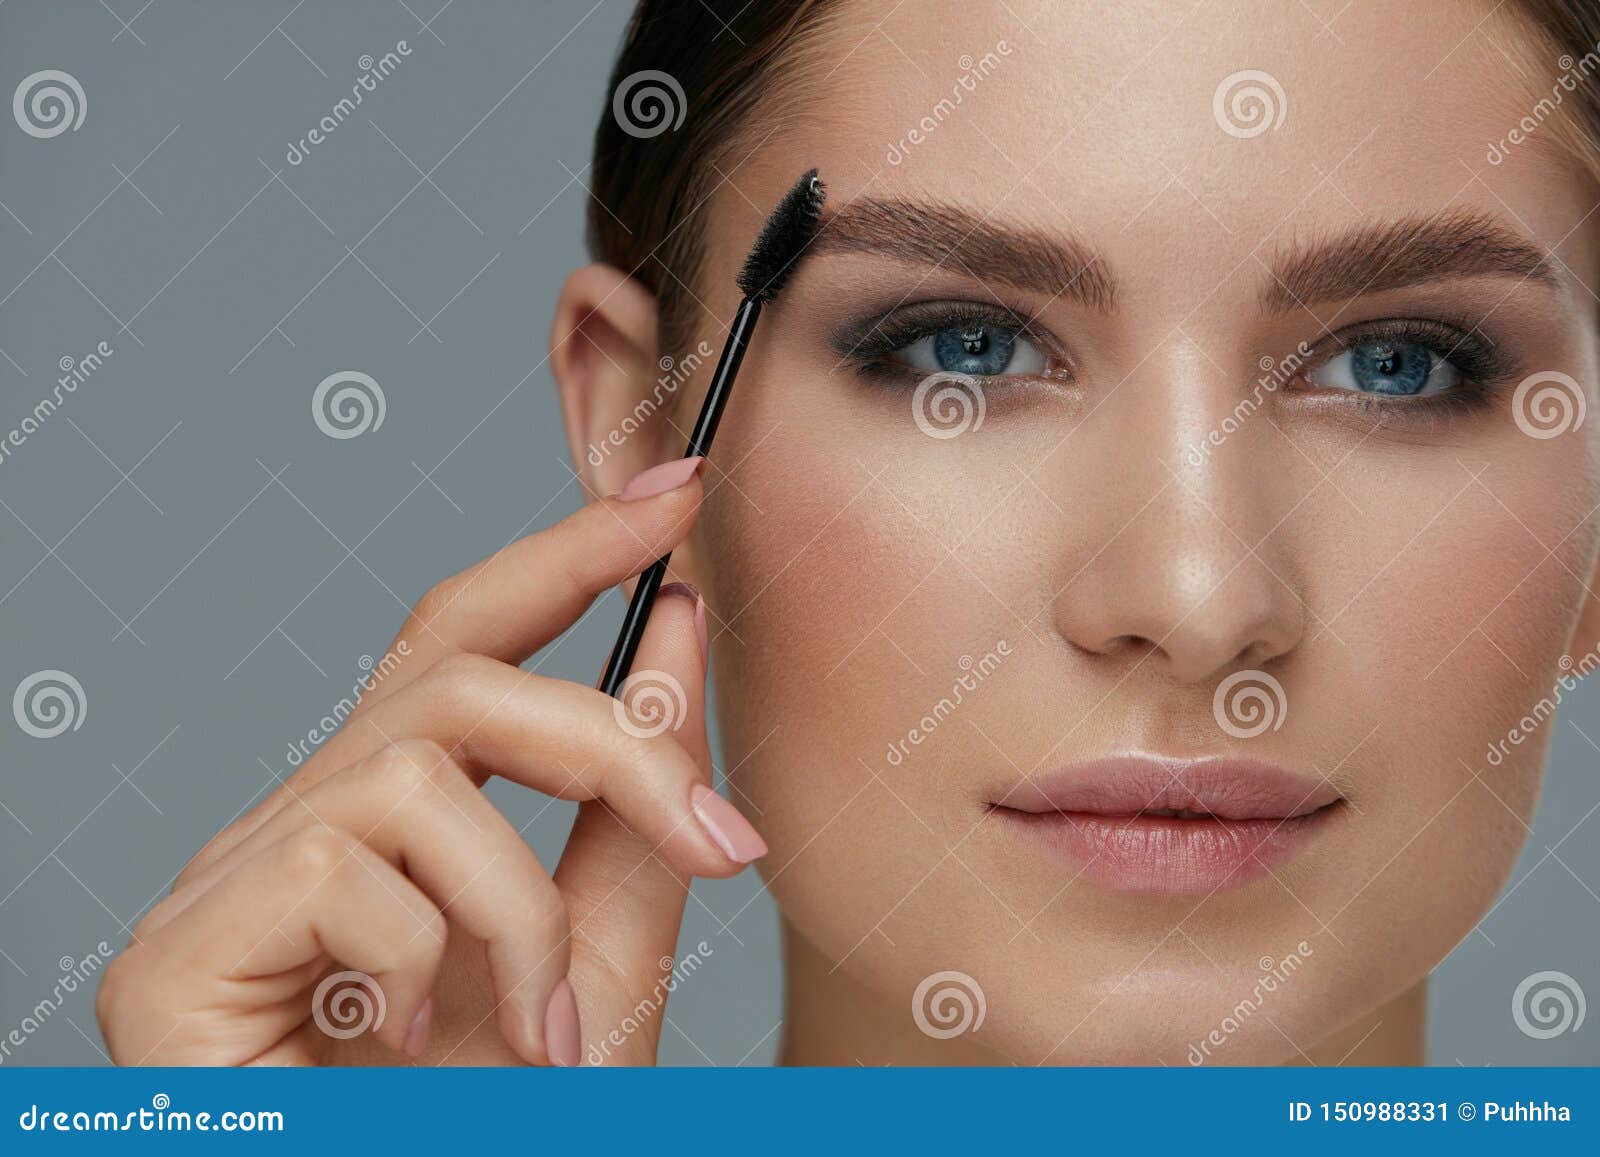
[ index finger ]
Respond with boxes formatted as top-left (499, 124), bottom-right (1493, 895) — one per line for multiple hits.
top-left (363, 456), bottom-right (705, 708)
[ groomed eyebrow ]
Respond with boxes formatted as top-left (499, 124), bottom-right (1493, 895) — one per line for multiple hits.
top-left (1260, 208), bottom-right (1558, 313)
top-left (811, 198), bottom-right (1117, 310)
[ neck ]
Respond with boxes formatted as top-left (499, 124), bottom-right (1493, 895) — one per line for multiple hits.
top-left (777, 922), bottom-right (1427, 1066)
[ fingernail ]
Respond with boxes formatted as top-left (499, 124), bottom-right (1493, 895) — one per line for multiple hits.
top-left (404, 996), bottom-right (433, 1058)
top-left (618, 456), bottom-right (704, 501)
top-left (691, 783), bottom-right (768, 863)
top-left (659, 582), bottom-right (709, 665)
top-left (544, 978), bottom-right (581, 1067)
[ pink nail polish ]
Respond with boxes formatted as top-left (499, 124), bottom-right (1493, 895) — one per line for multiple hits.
top-left (618, 456), bottom-right (704, 501)
top-left (544, 979), bottom-right (581, 1067)
top-left (660, 582), bottom-right (710, 665)
top-left (404, 996), bottom-right (433, 1058)
top-left (691, 783), bottom-right (767, 863)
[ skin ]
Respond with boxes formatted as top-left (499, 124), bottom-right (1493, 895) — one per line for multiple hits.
top-left (98, 0), bottom-right (1599, 1066)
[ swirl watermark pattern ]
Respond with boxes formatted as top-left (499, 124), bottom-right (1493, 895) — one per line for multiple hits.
top-left (1512, 970), bottom-right (1586, 1039)
top-left (311, 970), bottom-right (386, 1039)
top-left (612, 70), bottom-right (686, 138)
top-left (1212, 669), bottom-right (1287, 739)
top-left (612, 669), bottom-right (688, 739)
top-left (312, 371), bottom-right (387, 439)
top-left (912, 371), bottom-right (986, 439)
top-left (1512, 371), bottom-right (1586, 439)
top-left (1212, 69), bottom-right (1286, 138)
top-left (912, 971), bottom-right (986, 1039)
top-left (13, 670), bottom-right (86, 738)
top-left (13, 69), bottom-right (85, 138)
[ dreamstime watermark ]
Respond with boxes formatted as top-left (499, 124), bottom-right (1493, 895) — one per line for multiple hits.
top-left (585, 340), bottom-right (714, 466)
top-left (1511, 370), bottom-right (1586, 439)
top-left (1212, 69), bottom-right (1286, 138)
top-left (0, 941), bottom-right (115, 1065)
top-left (885, 41), bottom-right (1014, 165)
top-left (311, 970), bottom-right (386, 1039)
top-left (284, 643), bottom-right (412, 768)
top-left (312, 370), bottom-right (386, 438)
top-left (0, 341), bottom-right (114, 468)
top-left (17, 1095), bottom-right (283, 1133)
top-left (885, 641), bottom-right (1011, 767)
top-left (1512, 970), bottom-right (1586, 1039)
top-left (13, 69), bottom-right (85, 138)
top-left (912, 971), bottom-right (986, 1039)
top-left (1185, 342), bottom-right (1312, 465)
top-left (612, 70), bottom-right (686, 138)
top-left (1187, 940), bottom-right (1314, 1064)
top-left (912, 371), bottom-right (986, 439)
top-left (1212, 669), bottom-right (1287, 739)
top-left (1485, 644), bottom-right (1600, 768)
top-left (1487, 41), bottom-right (1600, 165)
top-left (613, 669), bottom-right (688, 739)
top-left (12, 670), bottom-right (86, 739)
top-left (585, 941), bottom-right (713, 1065)
top-left (285, 42), bottom-right (413, 165)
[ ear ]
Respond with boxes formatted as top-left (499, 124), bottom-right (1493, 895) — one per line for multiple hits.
top-left (550, 264), bottom-right (708, 592)
top-left (551, 263), bottom-right (672, 498)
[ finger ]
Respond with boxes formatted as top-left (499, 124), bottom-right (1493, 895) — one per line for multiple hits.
top-left (360, 458), bottom-right (706, 709)
top-left (556, 581), bottom-right (762, 1014)
top-left (144, 740), bottom-right (576, 1065)
top-left (103, 826), bottom-right (444, 1064)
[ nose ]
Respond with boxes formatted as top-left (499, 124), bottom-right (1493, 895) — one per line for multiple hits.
top-left (1047, 367), bottom-right (1305, 686)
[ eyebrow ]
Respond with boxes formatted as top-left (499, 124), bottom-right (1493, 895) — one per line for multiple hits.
top-left (1259, 209), bottom-right (1559, 313)
top-left (810, 197), bottom-right (1117, 310)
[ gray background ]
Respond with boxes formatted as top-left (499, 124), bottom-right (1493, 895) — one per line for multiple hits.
top-left (0, 0), bottom-right (1593, 1067)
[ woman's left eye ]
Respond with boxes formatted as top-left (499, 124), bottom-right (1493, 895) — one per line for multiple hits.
top-left (1306, 338), bottom-right (1461, 397)
top-left (888, 323), bottom-right (1047, 377)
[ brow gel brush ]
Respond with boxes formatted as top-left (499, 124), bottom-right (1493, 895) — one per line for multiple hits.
top-left (600, 169), bottom-right (826, 698)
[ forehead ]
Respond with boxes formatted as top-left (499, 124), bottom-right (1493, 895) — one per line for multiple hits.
top-left (751, 0), bottom-right (1596, 293)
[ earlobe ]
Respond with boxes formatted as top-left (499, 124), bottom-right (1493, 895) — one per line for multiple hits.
top-left (550, 264), bottom-right (668, 499)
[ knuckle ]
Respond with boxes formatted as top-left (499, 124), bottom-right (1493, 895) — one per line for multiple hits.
top-left (425, 650), bottom-right (495, 702)
top-left (278, 825), bottom-right (359, 881)
top-left (409, 575), bottom-right (465, 627)
top-left (367, 738), bottom-right (458, 798)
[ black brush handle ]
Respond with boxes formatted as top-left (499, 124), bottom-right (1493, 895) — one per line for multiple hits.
top-left (599, 296), bottom-right (762, 698)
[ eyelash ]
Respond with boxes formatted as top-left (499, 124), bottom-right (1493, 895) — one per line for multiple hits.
top-left (829, 303), bottom-right (1517, 416)
top-left (828, 301), bottom-right (1067, 384)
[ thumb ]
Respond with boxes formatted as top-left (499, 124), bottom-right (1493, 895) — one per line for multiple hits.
top-left (555, 580), bottom-right (746, 1062)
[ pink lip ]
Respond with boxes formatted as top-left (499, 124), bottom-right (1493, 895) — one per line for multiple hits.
top-left (991, 755), bottom-right (1342, 895)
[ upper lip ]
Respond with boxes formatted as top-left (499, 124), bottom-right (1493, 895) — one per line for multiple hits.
top-left (992, 754), bottom-right (1341, 821)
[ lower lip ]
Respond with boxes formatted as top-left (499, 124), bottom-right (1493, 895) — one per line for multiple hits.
top-left (995, 806), bottom-right (1336, 895)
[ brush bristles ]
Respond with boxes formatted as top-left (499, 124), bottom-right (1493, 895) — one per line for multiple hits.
top-left (735, 169), bottom-right (826, 303)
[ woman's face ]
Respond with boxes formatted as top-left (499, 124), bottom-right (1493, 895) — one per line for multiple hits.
top-left (675, 0), bottom-right (1600, 1062)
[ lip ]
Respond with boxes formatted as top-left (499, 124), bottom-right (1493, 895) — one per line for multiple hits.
top-left (990, 755), bottom-right (1342, 895)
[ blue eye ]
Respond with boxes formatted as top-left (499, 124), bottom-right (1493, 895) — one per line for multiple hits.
top-left (890, 323), bottom-right (1047, 377)
top-left (1308, 338), bottom-right (1460, 397)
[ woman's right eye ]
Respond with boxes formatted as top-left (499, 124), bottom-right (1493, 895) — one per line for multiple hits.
top-left (886, 322), bottom-right (1048, 378)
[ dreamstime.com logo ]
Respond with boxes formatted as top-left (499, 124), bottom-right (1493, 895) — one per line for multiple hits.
top-left (612, 70), bottom-right (686, 138)
top-left (913, 371), bottom-right (986, 439)
top-left (313, 370), bottom-right (387, 439)
top-left (1212, 69), bottom-right (1286, 138)
top-left (612, 669), bottom-right (688, 739)
top-left (912, 971), bottom-right (986, 1039)
top-left (1212, 669), bottom-right (1287, 739)
top-left (1512, 370), bottom-right (1586, 439)
top-left (586, 341), bottom-right (714, 466)
top-left (285, 42), bottom-right (413, 165)
top-left (885, 40), bottom-right (1014, 165)
top-left (311, 970), bottom-right (386, 1039)
top-left (1512, 970), bottom-right (1586, 1040)
top-left (13, 69), bottom-right (85, 138)
top-left (12, 670), bottom-right (86, 739)
top-left (17, 1094), bottom-right (284, 1134)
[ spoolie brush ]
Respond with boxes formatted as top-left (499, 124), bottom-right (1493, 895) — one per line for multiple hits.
top-left (600, 170), bottom-right (826, 698)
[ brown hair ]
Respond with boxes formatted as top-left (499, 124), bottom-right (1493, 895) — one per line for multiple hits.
top-left (586, 0), bottom-right (1600, 356)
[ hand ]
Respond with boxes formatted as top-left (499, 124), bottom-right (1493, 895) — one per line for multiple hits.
top-left (95, 457), bottom-right (765, 1066)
